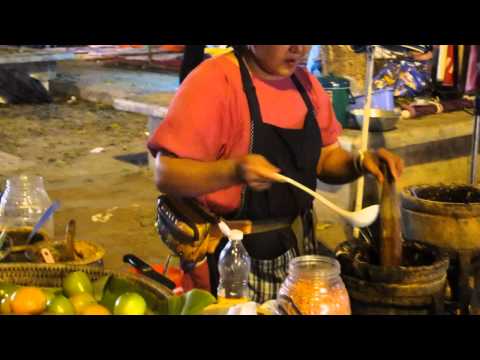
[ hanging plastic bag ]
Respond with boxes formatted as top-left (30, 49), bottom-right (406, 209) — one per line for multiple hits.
top-left (373, 60), bottom-right (431, 98)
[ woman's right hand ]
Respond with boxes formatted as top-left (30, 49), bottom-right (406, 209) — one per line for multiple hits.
top-left (235, 154), bottom-right (281, 191)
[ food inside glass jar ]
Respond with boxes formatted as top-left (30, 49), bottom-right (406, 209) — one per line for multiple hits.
top-left (279, 279), bottom-right (351, 315)
top-left (2, 227), bottom-right (48, 247)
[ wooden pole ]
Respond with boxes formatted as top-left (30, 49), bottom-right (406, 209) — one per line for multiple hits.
top-left (470, 95), bottom-right (480, 185)
top-left (353, 46), bottom-right (375, 239)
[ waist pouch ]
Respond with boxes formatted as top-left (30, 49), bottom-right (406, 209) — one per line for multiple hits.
top-left (156, 195), bottom-right (313, 263)
top-left (156, 195), bottom-right (218, 264)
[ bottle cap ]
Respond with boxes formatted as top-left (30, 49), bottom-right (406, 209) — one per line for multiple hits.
top-left (218, 221), bottom-right (232, 238)
top-left (229, 229), bottom-right (244, 241)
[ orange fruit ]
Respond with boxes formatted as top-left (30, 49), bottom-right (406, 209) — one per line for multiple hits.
top-left (69, 293), bottom-right (96, 314)
top-left (11, 287), bottom-right (47, 315)
top-left (81, 304), bottom-right (111, 316)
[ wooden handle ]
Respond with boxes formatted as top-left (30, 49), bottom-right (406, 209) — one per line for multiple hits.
top-left (65, 220), bottom-right (76, 261)
top-left (379, 162), bottom-right (403, 267)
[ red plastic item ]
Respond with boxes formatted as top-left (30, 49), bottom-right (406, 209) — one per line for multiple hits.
top-left (159, 45), bottom-right (185, 53)
top-left (128, 264), bottom-right (184, 289)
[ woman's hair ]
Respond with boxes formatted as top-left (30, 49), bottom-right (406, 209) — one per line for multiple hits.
top-left (231, 45), bottom-right (248, 55)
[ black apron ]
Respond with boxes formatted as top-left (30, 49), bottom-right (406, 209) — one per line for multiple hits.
top-left (207, 51), bottom-right (323, 303)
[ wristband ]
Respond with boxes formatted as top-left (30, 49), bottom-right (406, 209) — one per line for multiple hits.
top-left (353, 150), bottom-right (366, 176)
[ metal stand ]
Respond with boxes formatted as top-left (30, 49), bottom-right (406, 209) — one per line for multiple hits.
top-left (470, 95), bottom-right (480, 185)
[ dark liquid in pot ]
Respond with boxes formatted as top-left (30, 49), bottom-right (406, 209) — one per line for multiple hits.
top-left (413, 185), bottom-right (480, 204)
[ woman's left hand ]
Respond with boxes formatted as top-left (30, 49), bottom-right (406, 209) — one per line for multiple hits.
top-left (362, 148), bottom-right (404, 184)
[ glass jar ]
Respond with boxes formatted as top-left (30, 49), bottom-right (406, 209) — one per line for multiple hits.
top-left (0, 175), bottom-right (54, 246)
top-left (277, 255), bottom-right (351, 315)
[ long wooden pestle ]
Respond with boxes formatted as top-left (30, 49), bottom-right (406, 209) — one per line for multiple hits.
top-left (379, 162), bottom-right (403, 267)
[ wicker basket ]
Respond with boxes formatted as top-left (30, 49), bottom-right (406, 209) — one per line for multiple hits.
top-left (7, 240), bottom-right (106, 266)
top-left (0, 263), bottom-right (173, 313)
top-left (49, 240), bottom-right (106, 266)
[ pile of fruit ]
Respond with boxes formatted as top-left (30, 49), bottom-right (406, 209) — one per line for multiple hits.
top-left (0, 270), bottom-right (218, 316)
top-left (0, 271), bottom-right (153, 315)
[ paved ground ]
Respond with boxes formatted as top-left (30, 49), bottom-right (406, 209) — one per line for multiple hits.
top-left (0, 99), bottom-right (174, 273)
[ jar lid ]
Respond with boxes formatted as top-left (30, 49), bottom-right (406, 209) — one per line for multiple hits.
top-left (289, 255), bottom-right (340, 278)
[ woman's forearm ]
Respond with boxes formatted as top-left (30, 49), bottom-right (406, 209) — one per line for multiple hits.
top-left (318, 145), bottom-right (404, 185)
top-left (317, 147), bottom-right (361, 185)
top-left (155, 155), bottom-right (240, 197)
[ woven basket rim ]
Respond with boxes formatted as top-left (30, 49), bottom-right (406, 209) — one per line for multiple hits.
top-left (0, 263), bottom-right (173, 299)
top-left (6, 239), bottom-right (106, 266)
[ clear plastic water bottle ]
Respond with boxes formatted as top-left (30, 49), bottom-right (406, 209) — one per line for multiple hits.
top-left (217, 229), bottom-right (251, 305)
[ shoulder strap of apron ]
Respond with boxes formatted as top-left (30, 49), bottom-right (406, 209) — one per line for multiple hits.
top-left (290, 74), bottom-right (316, 116)
top-left (234, 50), bottom-right (263, 130)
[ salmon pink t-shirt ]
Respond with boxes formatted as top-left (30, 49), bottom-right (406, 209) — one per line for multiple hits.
top-left (148, 52), bottom-right (342, 215)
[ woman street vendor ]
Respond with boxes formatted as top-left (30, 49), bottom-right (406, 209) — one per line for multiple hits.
top-left (148, 45), bottom-right (404, 303)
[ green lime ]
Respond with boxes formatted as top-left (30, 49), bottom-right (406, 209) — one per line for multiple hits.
top-left (167, 294), bottom-right (186, 315)
top-left (113, 292), bottom-right (147, 315)
top-left (63, 272), bottom-right (93, 297)
top-left (47, 295), bottom-right (75, 315)
top-left (145, 307), bottom-right (157, 316)
top-left (42, 288), bottom-right (62, 307)
top-left (93, 275), bottom-right (112, 302)
top-left (69, 293), bottom-right (96, 314)
top-left (181, 289), bottom-right (216, 315)
top-left (0, 283), bottom-right (19, 301)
